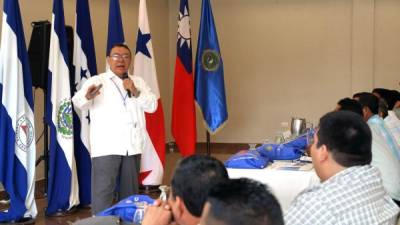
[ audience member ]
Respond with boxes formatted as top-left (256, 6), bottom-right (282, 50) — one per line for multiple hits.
top-left (371, 90), bottom-right (400, 147)
top-left (357, 93), bottom-right (400, 207)
top-left (372, 88), bottom-right (400, 110)
top-left (378, 98), bottom-right (389, 118)
top-left (357, 93), bottom-right (400, 160)
top-left (335, 97), bottom-right (363, 116)
top-left (142, 155), bottom-right (229, 225)
top-left (285, 111), bottom-right (399, 224)
top-left (199, 178), bottom-right (284, 225)
top-left (384, 110), bottom-right (400, 148)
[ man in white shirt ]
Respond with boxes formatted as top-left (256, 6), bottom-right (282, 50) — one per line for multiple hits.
top-left (357, 93), bottom-right (400, 207)
top-left (72, 43), bottom-right (157, 214)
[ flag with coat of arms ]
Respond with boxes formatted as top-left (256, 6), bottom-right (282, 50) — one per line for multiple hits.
top-left (195, 0), bottom-right (228, 134)
top-left (0, 0), bottom-right (37, 221)
top-left (46, 0), bottom-right (79, 215)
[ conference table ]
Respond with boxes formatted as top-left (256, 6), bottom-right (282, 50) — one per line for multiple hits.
top-left (227, 161), bottom-right (320, 212)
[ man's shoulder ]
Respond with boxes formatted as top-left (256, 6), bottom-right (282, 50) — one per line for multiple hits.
top-left (285, 186), bottom-right (333, 225)
top-left (290, 184), bottom-right (325, 209)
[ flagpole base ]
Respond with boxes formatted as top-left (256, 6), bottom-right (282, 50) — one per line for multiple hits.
top-left (45, 205), bottom-right (77, 217)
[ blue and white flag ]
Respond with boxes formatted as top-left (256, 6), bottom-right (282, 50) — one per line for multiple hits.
top-left (73, 0), bottom-right (97, 206)
top-left (107, 0), bottom-right (125, 56)
top-left (194, 0), bottom-right (228, 134)
top-left (0, 0), bottom-right (37, 221)
top-left (46, 0), bottom-right (79, 215)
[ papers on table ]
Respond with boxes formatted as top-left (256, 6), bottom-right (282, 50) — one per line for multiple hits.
top-left (269, 161), bottom-right (314, 171)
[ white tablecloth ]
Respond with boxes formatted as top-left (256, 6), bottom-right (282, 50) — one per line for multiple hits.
top-left (227, 162), bottom-right (320, 212)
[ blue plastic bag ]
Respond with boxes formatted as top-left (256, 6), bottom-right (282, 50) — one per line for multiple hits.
top-left (256, 135), bottom-right (308, 160)
top-left (225, 150), bottom-right (271, 169)
top-left (97, 194), bottom-right (154, 223)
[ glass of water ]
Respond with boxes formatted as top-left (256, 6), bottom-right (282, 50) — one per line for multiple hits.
top-left (159, 185), bottom-right (170, 202)
top-left (132, 200), bottom-right (147, 224)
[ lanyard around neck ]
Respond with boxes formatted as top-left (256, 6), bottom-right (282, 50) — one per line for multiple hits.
top-left (110, 77), bottom-right (128, 106)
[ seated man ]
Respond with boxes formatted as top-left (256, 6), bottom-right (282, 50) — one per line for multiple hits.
top-left (285, 111), bottom-right (399, 225)
top-left (335, 97), bottom-right (363, 116)
top-left (384, 110), bottom-right (400, 147)
top-left (199, 178), bottom-right (284, 225)
top-left (357, 93), bottom-right (400, 206)
top-left (142, 155), bottom-right (229, 225)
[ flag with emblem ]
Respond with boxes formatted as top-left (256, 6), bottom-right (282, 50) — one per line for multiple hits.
top-left (195, 0), bottom-right (227, 134)
top-left (46, 0), bottom-right (79, 215)
top-left (0, 0), bottom-right (37, 221)
top-left (72, 0), bottom-right (97, 206)
top-left (107, 0), bottom-right (125, 56)
top-left (172, 0), bottom-right (196, 156)
top-left (135, 0), bottom-right (165, 185)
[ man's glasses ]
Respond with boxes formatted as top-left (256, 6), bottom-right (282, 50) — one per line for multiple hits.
top-left (110, 54), bottom-right (131, 61)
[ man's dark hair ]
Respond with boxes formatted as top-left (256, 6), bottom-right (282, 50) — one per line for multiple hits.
top-left (357, 92), bottom-right (379, 115)
top-left (372, 88), bottom-right (400, 110)
top-left (206, 178), bottom-right (284, 225)
top-left (171, 155), bottom-right (228, 217)
top-left (352, 92), bottom-right (369, 100)
top-left (316, 111), bottom-right (372, 167)
top-left (337, 98), bottom-right (363, 116)
top-left (107, 43), bottom-right (131, 56)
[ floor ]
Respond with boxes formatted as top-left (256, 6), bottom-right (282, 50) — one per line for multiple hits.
top-left (0, 143), bottom-right (243, 225)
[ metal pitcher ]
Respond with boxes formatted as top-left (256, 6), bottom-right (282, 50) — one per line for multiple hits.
top-left (290, 117), bottom-right (307, 136)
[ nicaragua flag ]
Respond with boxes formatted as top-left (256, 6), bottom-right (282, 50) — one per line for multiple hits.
top-left (46, 0), bottom-right (79, 215)
top-left (172, 0), bottom-right (196, 156)
top-left (135, 0), bottom-right (166, 185)
top-left (72, 0), bottom-right (97, 206)
top-left (107, 0), bottom-right (125, 56)
top-left (0, 0), bottom-right (37, 221)
top-left (195, 0), bottom-right (227, 134)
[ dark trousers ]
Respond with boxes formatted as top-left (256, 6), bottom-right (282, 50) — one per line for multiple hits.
top-left (91, 154), bottom-right (141, 215)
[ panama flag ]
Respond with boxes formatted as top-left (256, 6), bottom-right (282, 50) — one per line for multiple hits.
top-left (106, 0), bottom-right (125, 56)
top-left (172, 0), bottom-right (196, 156)
top-left (73, 0), bottom-right (97, 206)
top-left (0, 0), bottom-right (37, 221)
top-left (135, 0), bottom-right (165, 185)
top-left (195, 0), bottom-right (227, 134)
top-left (46, 0), bottom-right (79, 215)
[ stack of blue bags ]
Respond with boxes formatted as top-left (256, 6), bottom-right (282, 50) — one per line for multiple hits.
top-left (225, 133), bottom-right (310, 169)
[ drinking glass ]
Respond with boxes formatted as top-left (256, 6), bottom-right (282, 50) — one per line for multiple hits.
top-left (159, 185), bottom-right (170, 202)
top-left (248, 143), bottom-right (257, 150)
top-left (132, 201), bottom-right (147, 224)
top-left (306, 128), bottom-right (314, 146)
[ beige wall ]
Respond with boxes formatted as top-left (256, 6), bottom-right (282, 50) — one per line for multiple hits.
top-left (169, 0), bottom-right (400, 144)
top-left (0, 0), bottom-right (400, 185)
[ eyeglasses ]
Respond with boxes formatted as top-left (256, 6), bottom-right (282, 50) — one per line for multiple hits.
top-left (110, 54), bottom-right (131, 61)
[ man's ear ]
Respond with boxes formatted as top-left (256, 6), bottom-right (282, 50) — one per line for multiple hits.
top-left (173, 196), bottom-right (185, 219)
top-left (106, 56), bottom-right (111, 65)
top-left (318, 145), bottom-right (329, 163)
top-left (362, 107), bottom-right (370, 119)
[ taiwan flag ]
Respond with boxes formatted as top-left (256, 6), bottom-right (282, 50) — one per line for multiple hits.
top-left (172, 0), bottom-right (196, 156)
